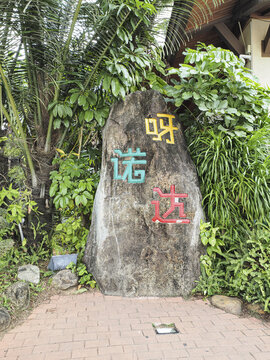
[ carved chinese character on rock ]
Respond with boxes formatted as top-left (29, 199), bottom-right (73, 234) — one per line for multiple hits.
top-left (145, 113), bottom-right (179, 144)
top-left (151, 185), bottom-right (190, 224)
top-left (111, 148), bottom-right (146, 184)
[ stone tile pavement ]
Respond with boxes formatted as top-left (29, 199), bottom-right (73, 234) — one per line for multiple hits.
top-left (0, 291), bottom-right (270, 360)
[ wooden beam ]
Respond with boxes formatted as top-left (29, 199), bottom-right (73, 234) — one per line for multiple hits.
top-left (233, 0), bottom-right (270, 20)
top-left (215, 22), bottom-right (245, 55)
top-left (262, 24), bottom-right (270, 56)
top-left (262, 9), bottom-right (270, 15)
top-left (251, 13), bottom-right (270, 19)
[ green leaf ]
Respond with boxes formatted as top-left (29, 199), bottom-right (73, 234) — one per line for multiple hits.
top-left (182, 92), bottom-right (192, 100)
top-left (83, 191), bottom-right (92, 199)
top-left (63, 119), bottom-right (69, 128)
top-left (103, 75), bottom-right (112, 91)
top-left (218, 100), bottom-right (228, 109)
top-left (111, 78), bottom-right (121, 97)
top-left (88, 92), bottom-right (97, 106)
top-left (96, 115), bottom-right (105, 127)
top-left (89, 280), bottom-right (96, 289)
top-left (85, 110), bottom-right (94, 122)
top-left (65, 106), bottom-right (73, 117)
top-left (193, 92), bottom-right (200, 100)
top-left (57, 104), bottom-right (64, 118)
top-left (70, 92), bottom-right (80, 104)
top-left (209, 237), bottom-right (216, 246)
top-left (119, 65), bottom-right (129, 78)
top-left (79, 112), bottom-right (85, 122)
top-left (49, 183), bottom-right (58, 197)
top-left (81, 195), bottom-right (87, 206)
top-left (48, 101), bottom-right (57, 111)
top-left (53, 119), bottom-right (61, 129)
top-left (53, 105), bottom-right (58, 117)
top-left (175, 98), bottom-right (183, 107)
top-left (59, 184), bottom-right (68, 196)
top-left (119, 86), bottom-right (126, 98)
top-left (75, 195), bottom-right (81, 206)
top-left (217, 125), bottom-right (228, 132)
top-left (78, 95), bottom-right (87, 107)
top-left (234, 130), bottom-right (246, 137)
top-left (198, 102), bottom-right (208, 111)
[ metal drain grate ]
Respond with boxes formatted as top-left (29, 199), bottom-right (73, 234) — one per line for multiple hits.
top-left (152, 323), bottom-right (179, 335)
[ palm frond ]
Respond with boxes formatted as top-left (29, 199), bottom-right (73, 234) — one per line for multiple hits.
top-left (153, 0), bottom-right (225, 57)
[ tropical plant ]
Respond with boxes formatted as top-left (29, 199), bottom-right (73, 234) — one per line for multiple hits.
top-left (166, 44), bottom-right (270, 307)
top-left (49, 150), bottom-right (99, 255)
top-left (0, 1), bottom-right (224, 245)
top-left (166, 44), bottom-right (270, 229)
top-left (196, 221), bottom-right (270, 312)
top-left (0, 185), bottom-right (37, 245)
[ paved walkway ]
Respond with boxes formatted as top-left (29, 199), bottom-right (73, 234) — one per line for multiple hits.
top-left (0, 292), bottom-right (270, 360)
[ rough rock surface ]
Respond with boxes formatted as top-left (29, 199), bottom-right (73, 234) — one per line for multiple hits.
top-left (84, 90), bottom-right (204, 297)
top-left (211, 295), bottom-right (242, 316)
top-left (18, 264), bottom-right (40, 284)
top-left (0, 307), bottom-right (10, 331)
top-left (246, 303), bottom-right (265, 315)
top-left (0, 238), bottom-right (14, 256)
top-left (51, 270), bottom-right (78, 290)
top-left (5, 282), bottom-right (30, 309)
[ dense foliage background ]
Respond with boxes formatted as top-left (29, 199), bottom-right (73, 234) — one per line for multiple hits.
top-left (0, 0), bottom-right (224, 301)
top-left (166, 44), bottom-right (270, 310)
top-left (1, 0), bottom-right (269, 313)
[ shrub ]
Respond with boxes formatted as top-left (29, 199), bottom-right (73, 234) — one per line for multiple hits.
top-left (165, 44), bottom-right (270, 309)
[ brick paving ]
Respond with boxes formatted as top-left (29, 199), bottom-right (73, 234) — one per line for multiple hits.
top-left (1, 291), bottom-right (270, 360)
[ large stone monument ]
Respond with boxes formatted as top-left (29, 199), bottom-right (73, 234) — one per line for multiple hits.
top-left (84, 90), bottom-right (204, 296)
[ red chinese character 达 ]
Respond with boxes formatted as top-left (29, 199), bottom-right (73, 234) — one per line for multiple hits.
top-left (151, 185), bottom-right (190, 224)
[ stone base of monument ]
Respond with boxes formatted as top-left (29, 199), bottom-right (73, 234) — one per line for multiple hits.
top-left (84, 90), bottom-right (204, 297)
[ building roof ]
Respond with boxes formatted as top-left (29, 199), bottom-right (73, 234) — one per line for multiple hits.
top-left (169, 0), bottom-right (270, 66)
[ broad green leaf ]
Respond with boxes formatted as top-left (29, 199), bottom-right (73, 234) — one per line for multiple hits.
top-left (103, 75), bottom-right (112, 91)
top-left (53, 105), bottom-right (58, 117)
top-left (53, 119), bottom-right (61, 129)
top-left (78, 95), bottom-right (87, 107)
top-left (70, 92), bottom-right (80, 104)
top-left (81, 195), bottom-right (87, 206)
top-left (111, 78), bottom-right (121, 97)
top-left (49, 183), bottom-right (58, 197)
top-left (57, 104), bottom-right (64, 118)
top-left (63, 119), bottom-right (69, 128)
top-left (175, 98), bottom-right (183, 107)
top-left (234, 130), bottom-right (246, 137)
top-left (198, 102), bottom-right (208, 111)
top-left (88, 92), bottom-right (97, 106)
top-left (182, 92), bottom-right (192, 100)
top-left (79, 111), bottom-right (85, 122)
top-left (85, 110), bottom-right (94, 122)
top-left (75, 195), bottom-right (81, 206)
top-left (65, 106), bottom-right (73, 117)
top-left (48, 101), bottom-right (57, 111)
top-left (219, 100), bottom-right (228, 109)
top-left (119, 65), bottom-right (129, 78)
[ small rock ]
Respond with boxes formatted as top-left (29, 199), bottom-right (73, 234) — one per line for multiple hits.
top-left (247, 303), bottom-right (265, 315)
top-left (5, 282), bottom-right (30, 309)
top-left (18, 264), bottom-right (40, 284)
top-left (0, 307), bottom-right (10, 331)
top-left (0, 238), bottom-right (14, 256)
top-left (211, 295), bottom-right (242, 316)
top-left (51, 270), bottom-right (78, 290)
